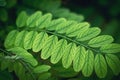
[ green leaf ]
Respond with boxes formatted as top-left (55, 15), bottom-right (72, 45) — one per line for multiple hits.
top-left (8, 47), bottom-right (38, 66)
top-left (47, 18), bottom-right (66, 31)
top-left (16, 11), bottom-right (28, 27)
top-left (37, 13), bottom-right (52, 28)
top-left (24, 31), bottom-right (38, 49)
top-left (94, 54), bottom-right (107, 78)
top-left (41, 35), bottom-right (58, 59)
top-left (88, 35), bottom-right (114, 47)
top-left (38, 72), bottom-right (51, 80)
top-left (27, 11), bottom-right (42, 27)
top-left (4, 30), bottom-right (18, 49)
top-left (50, 39), bottom-right (67, 64)
top-left (66, 22), bottom-right (89, 37)
top-left (62, 43), bottom-right (77, 68)
top-left (56, 20), bottom-right (76, 34)
top-left (100, 43), bottom-right (120, 53)
top-left (15, 30), bottom-right (28, 47)
top-left (105, 54), bottom-right (120, 75)
top-left (33, 65), bottom-right (51, 73)
top-left (77, 27), bottom-right (101, 41)
top-left (32, 32), bottom-right (48, 52)
top-left (73, 46), bottom-right (86, 72)
top-left (82, 50), bottom-right (94, 77)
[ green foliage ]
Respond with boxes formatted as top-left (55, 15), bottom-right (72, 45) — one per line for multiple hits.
top-left (3, 11), bottom-right (120, 79)
top-left (0, 0), bottom-right (120, 80)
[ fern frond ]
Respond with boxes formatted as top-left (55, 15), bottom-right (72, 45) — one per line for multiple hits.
top-left (4, 11), bottom-right (120, 78)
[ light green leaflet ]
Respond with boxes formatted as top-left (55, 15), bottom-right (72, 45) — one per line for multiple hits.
top-left (16, 11), bottom-right (28, 27)
top-left (8, 47), bottom-right (38, 66)
top-left (32, 32), bottom-right (48, 52)
top-left (77, 27), bottom-right (101, 41)
top-left (36, 13), bottom-right (52, 28)
top-left (41, 35), bottom-right (58, 59)
top-left (73, 46), bottom-right (86, 72)
top-left (15, 30), bottom-right (28, 47)
top-left (94, 54), bottom-right (107, 78)
top-left (82, 50), bottom-right (94, 77)
top-left (100, 43), bottom-right (120, 53)
top-left (33, 65), bottom-right (51, 73)
top-left (4, 30), bottom-right (18, 49)
top-left (47, 18), bottom-right (66, 31)
top-left (66, 22), bottom-right (89, 37)
top-left (24, 31), bottom-right (38, 49)
top-left (62, 43), bottom-right (77, 68)
top-left (88, 35), bottom-right (114, 47)
top-left (27, 11), bottom-right (42, 27)
top-left (105, 54), bottom-right (120, 75)
top-left (56, 20), bottom-right (76, 34)
top-left (50, 39), bottom-right (67, 64)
